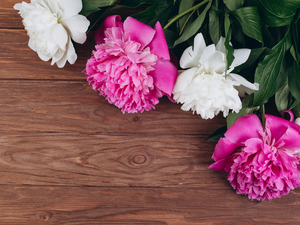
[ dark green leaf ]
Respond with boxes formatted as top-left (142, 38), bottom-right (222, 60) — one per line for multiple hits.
top-left (234, 47), bottom-right (266, 73)
top-left (252, 0), bottom-right (300, 27)
top-left (275, 82), bottom-right (289, 113)
top-left (253, 32), bottom-right (291, 106)
top-left (173, 0), bottom-right (212, 46)
top-left (289, 97), bottom-right (300, 110)
top-left (224, 13), bottom-right (234, 72)
top-left (177, 0), bottom-right (194, 31)
top-left (293, 102), bottom-right (300, 117)
top-left (80, 0), bottom-right (100, 16)
top-left (223, 0), bottom-right (244, 11)
top-left (115, 0), bottom-right (163, 8)
top-left (226, 95), bottom-right (260, 128)
top-left (205, 126), bottom-right (227, 142)
top-left (163, 29), bottom-right (177, 48)
top-left (288, 61), bottom-right (300, 102)
top-left (230, 7), bottom-right (263, 44)
top-left (86, 6), bottom-right (110, 33)
top-left (132, 0), bottom-right (174, 27)
top-left (88, 0), bottom-right (117, 7)
top-left (209, 6), bottom-right (220, 44)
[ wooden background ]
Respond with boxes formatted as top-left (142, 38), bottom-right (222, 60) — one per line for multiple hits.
top-left (1, 1), bottom-right (300, 224)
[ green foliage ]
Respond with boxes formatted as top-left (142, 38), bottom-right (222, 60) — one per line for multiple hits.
top-left (252, 0), bottom-right (300, 27)
top-left (230, 7), bottom-right (263, 44)
top-left (132, 0), bottom-right (174, 27)
top-left (205, 126), bottom-right (227, 141)
top-left (173, 0), bottom-right (212, 46)
top-left (223, 0), bottom-right (244, 11)
top-left (114, 0), bottom-right (164, 8)
top-left (253, 31), bottom-right (292, 107)
top-left (226, 95), bottom-right (260, 128)
top-left (80, 0), bottom-right (117, 16)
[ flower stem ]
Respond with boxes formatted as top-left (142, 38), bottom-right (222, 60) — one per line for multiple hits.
top-left (179, 9), bottom-right (196, 35)
top-left (163, 0), bottom-right (210, 29)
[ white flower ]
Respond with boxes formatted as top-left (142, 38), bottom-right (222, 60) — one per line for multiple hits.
top-left (173, 33), bottom-right (259, 119)
top-left (14, 0), bottom-right (90, 68)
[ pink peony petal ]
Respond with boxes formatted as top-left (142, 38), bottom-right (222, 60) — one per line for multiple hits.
top-left (123, 17), bottom-right (156, 50)
top-left (94, 15), bottom-right (123, 45)
top-left (274, 125), bottom-right (300, 152)
top-left (146, 21), bottom-right (170, 60)
top-left (208, 157), bottom-right (230, 173)
top-left (149, 59), bottom-right (178, 96)
top-left (212, 137), bottom-right (239, 161)
top-left (265, 114), bottom-right (300, 145)
top-left (282, 110), bottom-right (294, 122)
top-left (225, 114), bottom-right (263, 145)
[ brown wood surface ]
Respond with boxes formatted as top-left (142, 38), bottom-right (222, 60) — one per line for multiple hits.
top-left (1, 1), bottom-right (300, 224)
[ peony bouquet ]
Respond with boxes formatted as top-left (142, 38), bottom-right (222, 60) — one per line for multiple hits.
top-left (14, 0), bottom-right (300, 201)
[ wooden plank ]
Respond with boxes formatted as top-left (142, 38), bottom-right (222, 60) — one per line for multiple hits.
top-left (0, 80), bottom-right (226, 135)
top-left (0, 185), bottom-right (299, 224)
top-left (0, 29), bottom-right (95, 80)
top-left (0, 133), bottom-right (228, 188)
top-left (0, 0), bottom-right (23, 28)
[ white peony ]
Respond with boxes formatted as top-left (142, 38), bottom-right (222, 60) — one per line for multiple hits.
top-left (173, 33), bottom-right (259, 119)
top-left (14, 0), bottom-right (90, 68)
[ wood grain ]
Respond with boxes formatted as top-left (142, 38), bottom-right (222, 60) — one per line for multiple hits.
top-left (0, 30), bottom-right (95, 80)
top-left (2, 1), bottom-right (300, 224)
top-left (0, 133), bottom-right (228, 187)
top-left (0, 185), bottom-right (299, 225)
top-left (0, 80), bottom-right (226, 135)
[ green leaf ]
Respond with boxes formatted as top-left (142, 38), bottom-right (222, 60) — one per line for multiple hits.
top-left (275, 82), bottom-right (289, 113)
top-left (163, 29), bottom-right (177, 48)
top-left (205, 126), bottom-right (227, 142)
top-left (234, 47), bottom-right (266, 73)
top-left (230, 7), bottom-right (263, 44)
top-left (288, 61), bottom-right (300, 102)
top-left (132, 0), bottom-right (174, 27)
top-left (226, 95), bottom-right (260, 128)
top-left (80, 0), bottom-right (117, 16)
top-left (86, 6), bottom-right (110, 33)
top-left (177, 0), bottom-right (194, 31)
top-left (253, 31), bottom-right (291, 106)
top-left (115, 0), bottom-right (163, 8)
top-left (173, 0), bottom-right (212, 46)
top-left (80, 0), bottom-right (100, 16)
top-left (88, 0), bottom-right (117, 7)
top-left (224, 13), bottom-right (234, 72)
top-left (209, 6), bottom-right (220, 44)
top-left (223, 0), bottom-right (244, 11)
top-left (252, 0), bottom-right (300, 27)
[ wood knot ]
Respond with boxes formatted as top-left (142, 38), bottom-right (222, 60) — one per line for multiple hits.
top-left (128, 150), bottom-right (151, 167)
top-left (132, 154), bottom-right (147, 164)
top-left (39, 212), bottom-right (53, 221)
top-left (132, 116), bottom-right (141, 122)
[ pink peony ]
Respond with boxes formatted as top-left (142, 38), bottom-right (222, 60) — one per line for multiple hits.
top-left (209, 111), bottom-right (300, 201)
top-left (84, 15), bottom-right (177, 113)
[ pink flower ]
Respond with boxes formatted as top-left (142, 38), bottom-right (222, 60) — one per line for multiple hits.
top-left (84, 15), bottom-right (177, 113)
top-left (209, 111), bottom-right (300, 201)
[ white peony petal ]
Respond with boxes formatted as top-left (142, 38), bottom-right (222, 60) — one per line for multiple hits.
top-left (61, 15), bottom-right (89, 44)
top-left (53, 23), bottom-right (68, 50)
top-left (215, 36), bottom-right (226, 54)
top-left (231, 48), bottom-right (251, 68)
top-left (228, 73), bottom-right (259, 97)
top-left (55, 38), bottom-right (77, 68)
top-left (173, 68), bottom-right (198, 93)
top-left (60, 0), bottom-right (82, 19)
top-left (180, 33), bottom-right (206, 69)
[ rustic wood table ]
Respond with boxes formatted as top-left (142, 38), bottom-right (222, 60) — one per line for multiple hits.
top-left (1, 1), bottom-right (300, 224)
